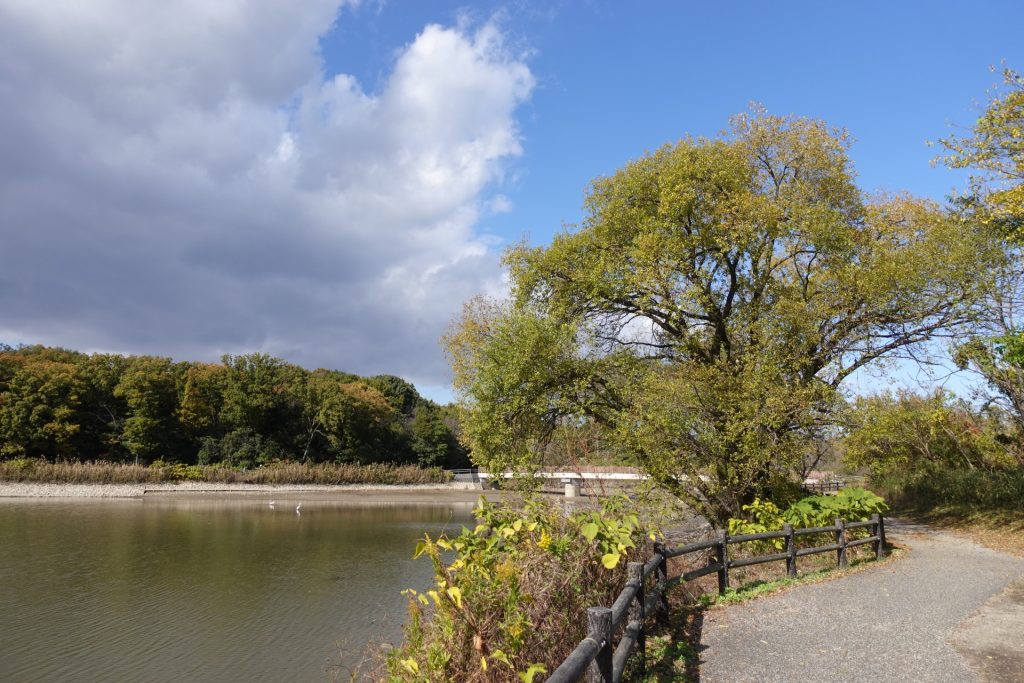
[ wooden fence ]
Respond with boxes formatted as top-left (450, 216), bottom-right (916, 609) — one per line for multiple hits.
top-left (546, 514), bottom-right (887, 683)
top-left (803, 480), bottom-right (846, 494)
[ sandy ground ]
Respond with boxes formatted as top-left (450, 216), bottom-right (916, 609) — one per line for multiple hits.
top-left (0, 481), bottom-right (489, 501)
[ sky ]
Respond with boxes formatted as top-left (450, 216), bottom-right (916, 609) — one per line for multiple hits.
top-left (1, 1), bottom-right (1022, 403)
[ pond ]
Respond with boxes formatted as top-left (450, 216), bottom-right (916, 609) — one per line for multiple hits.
top-left (0, 495), bottom-right (477, 682)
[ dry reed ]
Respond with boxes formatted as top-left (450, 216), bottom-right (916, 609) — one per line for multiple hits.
top-left (0, 458), bottom-right (451, 485)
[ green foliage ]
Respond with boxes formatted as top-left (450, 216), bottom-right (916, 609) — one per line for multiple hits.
top-left (446, 109), bottom-right (999, 524)
top-left (728, 498), bottom-right (787, 547)
top-left (0, 345), bottom-right (461, 469)
top-left (0, 355), bottom-right (86, 459)
top-left (937, 65), bottom-right (1024, 239)
top-left (197, 428), bottom-right (285, 468)
top-left (367, 375), bottom-right (420, 415)
top-left (844, 391), bottom-right (1019, 476)
top-left (728, 489), bottom-right (889, 546)
top-left (115, 356), bottom-right (182, 463)
top-left (577, 507), bottom-right (640, 569)
top-left (954, 334), bottom-right (1024, 456)
top-left (409, 403), bottom-right (451, 468)
top-left (783, 488), bottom-right (888, 527)
top-left (386, 497), bottom-right (648, 682)
top-left (875, 467), bottom-right (1024, 510)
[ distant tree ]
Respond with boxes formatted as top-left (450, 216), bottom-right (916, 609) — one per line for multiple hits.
top-left (79, 354), bottom-right (132, 458)
top-left (447, 110), bottom-right (1001, 524)
top-left (217, 353), bottom-right (308, 456)
top-left (177, 362), bottom-right (226, 438)
top-left (296, 369), bottom-right (359, 462)
top-left (409, 402), bottom-right (451, 468)
top-left (955, 327), bottom-right (1024, 442)
top-left (327, 382), bottom-right (399, 463)
top-left (0, 358), bottom-right (85, 458)
top-left (198, 428), bottom-right (284, 468)
top-left (844, 391), bottom-right (1018, 475)
top-left (367, 374), bottom-right (420, 415)
top-left (937, 67), bottom-right (1024, 439)
top-left (0, 345), bottom-right (454, 468)
top-left (114, 356), bottom-right (182, 464)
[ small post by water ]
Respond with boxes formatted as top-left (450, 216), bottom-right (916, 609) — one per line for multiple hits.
top-left (836, 518), bottom-right (848, 568)
top-left (627, 561), bottom-right (645, 677)
top-left (586, 607), bottom-right (613, 683)
top-left (716, 530), bottom-right (729, 595)
top-left (783, 523), bottom-right (797, 577)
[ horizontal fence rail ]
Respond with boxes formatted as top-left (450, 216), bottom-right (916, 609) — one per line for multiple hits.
top-left (548, 514), bottom-right (887, 683)
top-left (803, 479), bottom-right (846, 494)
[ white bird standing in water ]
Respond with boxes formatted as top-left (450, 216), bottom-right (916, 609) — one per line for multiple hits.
top-left (268, 500), bottom-right (275, 508)
top-left (295, 503), bottom-right (302, 515)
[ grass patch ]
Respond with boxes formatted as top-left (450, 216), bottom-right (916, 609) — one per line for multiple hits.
top-left (701, 550), bottom-right (903, 607)
top-left (636, 606), bottom-right (703, 682)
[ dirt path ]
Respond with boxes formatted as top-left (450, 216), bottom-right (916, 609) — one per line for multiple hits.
top-left (697, 520), bottom-right (1024, 682)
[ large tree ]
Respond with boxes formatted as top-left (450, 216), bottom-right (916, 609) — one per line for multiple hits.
top-left (447, 110), bottom-right (1000, 524)
top-left (938, 66), bottom-right (1024, 239)
top-left (940, 66), bottom-right (1024, 443)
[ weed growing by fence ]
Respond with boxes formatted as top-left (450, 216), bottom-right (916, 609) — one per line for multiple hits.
top-left (384, 497), bottom-right (650, 682)
top-left (728, 489), bottom-right (887, 543)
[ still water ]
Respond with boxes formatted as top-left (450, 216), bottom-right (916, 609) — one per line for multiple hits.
top-left (0, 496), bottom-right (476, 682)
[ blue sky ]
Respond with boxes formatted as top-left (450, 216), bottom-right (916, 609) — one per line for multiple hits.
top-left (327, 1), bottom-right (1022, 249)
top-left (1, 1), bottom-right (1022, 403)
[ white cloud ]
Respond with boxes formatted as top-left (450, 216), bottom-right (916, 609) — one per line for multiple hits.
top-left (0, 1), bottom-right (533, 387)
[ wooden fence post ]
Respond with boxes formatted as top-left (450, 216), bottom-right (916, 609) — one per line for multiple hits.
top-left (652, 542), bottom-right (669, 626)
top-left (716, 530), bottom-right (729, 595)
top-left (627, 561), bottom-right (645, 677)
top-left (783, 523), bottom-right (797, 577)
top-left (835, 518), bottom-right (848, 568)
top-left (586, 607), bottom-right (613, 683)
top-left (874, 514), bottom-right (887, 559)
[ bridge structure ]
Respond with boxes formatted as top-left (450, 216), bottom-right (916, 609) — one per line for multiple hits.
top-left (447, 468), bottom-right (846, 496)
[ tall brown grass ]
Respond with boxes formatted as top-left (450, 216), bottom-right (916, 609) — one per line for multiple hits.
top-left (0, 458), bottom-right (452, 485)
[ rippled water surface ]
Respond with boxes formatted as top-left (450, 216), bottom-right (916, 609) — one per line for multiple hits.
top-left (0, 497), bottom-right (475, 682)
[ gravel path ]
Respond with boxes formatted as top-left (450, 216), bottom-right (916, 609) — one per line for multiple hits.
top-left (698, 520), bottom-right (1024, 682)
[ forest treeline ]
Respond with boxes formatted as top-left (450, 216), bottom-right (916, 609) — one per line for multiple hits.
top-left (0, 344), bottom-right (468, 469)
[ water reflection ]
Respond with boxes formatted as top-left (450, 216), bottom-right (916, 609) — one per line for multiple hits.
top-left (0, 497), bottom-right (476, 682)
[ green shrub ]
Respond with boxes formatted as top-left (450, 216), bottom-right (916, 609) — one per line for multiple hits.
top-left (729, 488), bottom-right (889, 550)
top-left (384, 497), bottom-right (649, 682)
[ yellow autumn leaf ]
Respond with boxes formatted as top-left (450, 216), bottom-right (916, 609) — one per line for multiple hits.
top-left (446, 585), bottom-right (463, 609)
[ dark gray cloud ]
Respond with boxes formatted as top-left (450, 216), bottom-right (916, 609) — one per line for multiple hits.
top-left (0, 1), bottom-right (532, 389)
